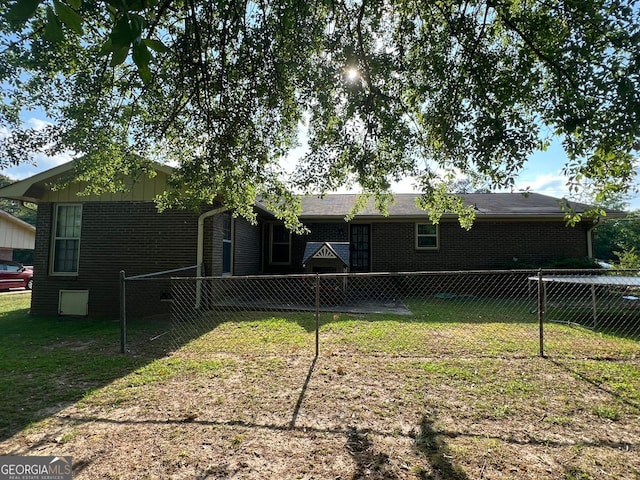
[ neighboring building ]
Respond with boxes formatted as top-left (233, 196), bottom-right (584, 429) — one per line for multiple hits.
top-left (0, 209), bottom-right (35, 262)
top-left (0, 161), bottom-right (617, 317)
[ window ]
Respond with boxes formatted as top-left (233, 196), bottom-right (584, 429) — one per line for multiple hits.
top-left (222, 214), bottom-right (232, 275)
top-left (416, 223), bottom-right (439, 250)
top-left (3, 263), bottom-right (20, 273)
top-left (52, 204), bottom-right (82, 274)
top-left (270, 224), bottom-right (291, 264)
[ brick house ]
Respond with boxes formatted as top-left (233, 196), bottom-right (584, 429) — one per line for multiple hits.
top-left (0, 161), bottom-right (612, 317)
top-left (260, 193), bottom-right (606, 275)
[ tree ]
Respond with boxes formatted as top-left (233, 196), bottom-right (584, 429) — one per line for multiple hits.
top-left (1, 0), bottom-right (638, 229)
top-left (447, 176), bottom-right (492, 194)
top-left (0, 174), bottom-right (37, 226)
top-left (594, 209), bottom-right (640, 264)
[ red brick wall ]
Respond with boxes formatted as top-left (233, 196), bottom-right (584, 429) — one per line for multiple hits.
top-left (31, 203), bottom-right (592, 316)
top-left (208, 214), bottom-right (224, 276)
top-left (233, 216), bottom-right (262, 275)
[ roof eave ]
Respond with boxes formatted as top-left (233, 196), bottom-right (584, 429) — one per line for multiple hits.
top-left (297, 213), bottom-right (600, 221)
top-left (0, 160), bottom-right (177, 203)
top-left (0, 162), bottom-right (75, 202)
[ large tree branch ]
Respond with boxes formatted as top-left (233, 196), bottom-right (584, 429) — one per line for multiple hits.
top-left (489, 1), bottom-right (581, 92)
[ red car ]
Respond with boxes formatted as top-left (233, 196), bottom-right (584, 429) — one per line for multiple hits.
top-left (0, 261), bottom-right (33, 291)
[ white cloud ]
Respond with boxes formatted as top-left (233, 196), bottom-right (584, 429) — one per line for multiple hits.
top-left (25, 117), bottom-right (53, 130)
top-left (0, 116), bottom-right (73, 180)
top-left (513, 173), bottom-right (571, 198)
top-left (1, 151), bottom-right (72, 180)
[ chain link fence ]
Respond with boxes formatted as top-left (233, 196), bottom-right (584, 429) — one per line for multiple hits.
top-left (119, 265), bottom-right (199, 354)
top-left (120, 269), bottom-right (640, 360)
top-left (537, 270), bottom-right (640, 357)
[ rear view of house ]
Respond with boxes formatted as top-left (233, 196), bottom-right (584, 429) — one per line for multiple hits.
top-left (0, 160), bottom-right (616, 318)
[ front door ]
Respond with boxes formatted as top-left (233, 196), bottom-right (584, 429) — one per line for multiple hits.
top-left (350, 224), bottom-right (370, 272)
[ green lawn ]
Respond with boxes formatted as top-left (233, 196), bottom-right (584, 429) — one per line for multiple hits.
top-left (2, 294), bottom-right (639, 479)
top-left (0, 295), bottom-right (151, 440)
top-left (167, 296), bottom-right (640, 359)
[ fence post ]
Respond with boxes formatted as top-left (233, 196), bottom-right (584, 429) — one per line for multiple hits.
top-left (590, 284), bottom-right (598, 330)
top-left (120, 270), bottom-right (126, 354)
top-left (315, 274), bottom-right (320, 358)
top-left (537, 269), bottom-right (545, 357)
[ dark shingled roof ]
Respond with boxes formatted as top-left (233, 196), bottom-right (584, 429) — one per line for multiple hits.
top-left (292, 193), bottom-right (620, 219)
top-left (302, 242), bottom-right (350, 266)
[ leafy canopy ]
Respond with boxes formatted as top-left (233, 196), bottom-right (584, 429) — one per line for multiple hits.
top-left (595, 209), bottom-right (640, 263)
top-left (0, 174), bottom-right (37, 225)
top-left (1, 0), bottom-right (639, 229)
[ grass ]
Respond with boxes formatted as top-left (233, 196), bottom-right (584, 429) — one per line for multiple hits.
top-left (0, 294), bottom-right (151, 440)
top-left (1, 293), bottom-right (639, 478)
top-left (167, 296), bottom-right (640, 360)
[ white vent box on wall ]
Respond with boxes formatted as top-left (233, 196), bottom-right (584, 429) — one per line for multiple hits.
top-left (58, 290), bottom-right (89, 316)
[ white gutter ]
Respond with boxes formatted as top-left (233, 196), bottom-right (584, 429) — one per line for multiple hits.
top-left (197, 206), bottom-right (228, 275)
top-left (196, 206), bottom-right (228, 307)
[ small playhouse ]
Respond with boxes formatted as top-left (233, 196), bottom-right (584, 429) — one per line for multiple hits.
top-left (302, 242), bottom-right (350, 273)
top-left (301, 242), bottom-right (351, 303)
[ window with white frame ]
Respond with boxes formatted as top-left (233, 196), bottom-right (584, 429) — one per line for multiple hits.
top-left (222, 213), bottom-right (232, 275)
top-left (415, 223), bottom-right (439, 250)
top-left (52, 204), bottom-right (82, 274)
top-left (270, 224), bottom-right (291, 264)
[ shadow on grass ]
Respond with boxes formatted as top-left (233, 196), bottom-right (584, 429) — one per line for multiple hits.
top-left (286, 356), bottom-right (468, 479)
top-left (42, 409), bottom-right (638, 479)
top-left (289, 355), bottom-right (317, 429)
top-left (415, 416), bottom-right (469, 480)
top-left (549, 358), bottom-right (640, 412)
top-left (0, 305), bottom-right (178, 442)
top-left (346, 427), bottom-right (401, 479)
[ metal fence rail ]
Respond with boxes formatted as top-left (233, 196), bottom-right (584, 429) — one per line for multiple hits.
top-left (534, 270), bottom-right (640, 358)
top-left (114, 269), bottom-right (640, 360)
top-left (119, 265), bottom-right (199, 353)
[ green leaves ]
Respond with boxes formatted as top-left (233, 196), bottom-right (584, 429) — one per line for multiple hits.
top-left (143, 38), bottom-right (169, 53)
top-left (44, 6), bottom-right (64, 42)
top-left (99, 12), bottom-right (166, 82)
top-left (6, 0), bottom-right (41, 24)
top-left (53, 0), bottom-right (83, 35)
top-left (10, 0), bottom-right (85, 41)
top-left (109, 44), bottom-right (129, 67)
top-left (5, 0), bottom-right (162, 84)
top-left (132, 42), bottom-right (152, 83)
top-left (1, 0), bottom-right (639, 227)
top-left (110, 14), bottom-right (145, 49)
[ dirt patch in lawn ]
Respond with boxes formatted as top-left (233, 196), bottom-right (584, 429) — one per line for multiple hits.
top-left (2, 349), bottom-right (639, 479)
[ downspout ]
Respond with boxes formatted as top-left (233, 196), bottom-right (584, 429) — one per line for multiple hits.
top-left (196, 206), bottom-right (228, 307)
top-left (586, 217), bottom-right (602, 259)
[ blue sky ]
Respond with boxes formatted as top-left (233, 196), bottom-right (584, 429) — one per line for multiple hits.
top-left (2, 114), bottom-right (639, 210)
top-left (516, 140), bottom-right (640, 210)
